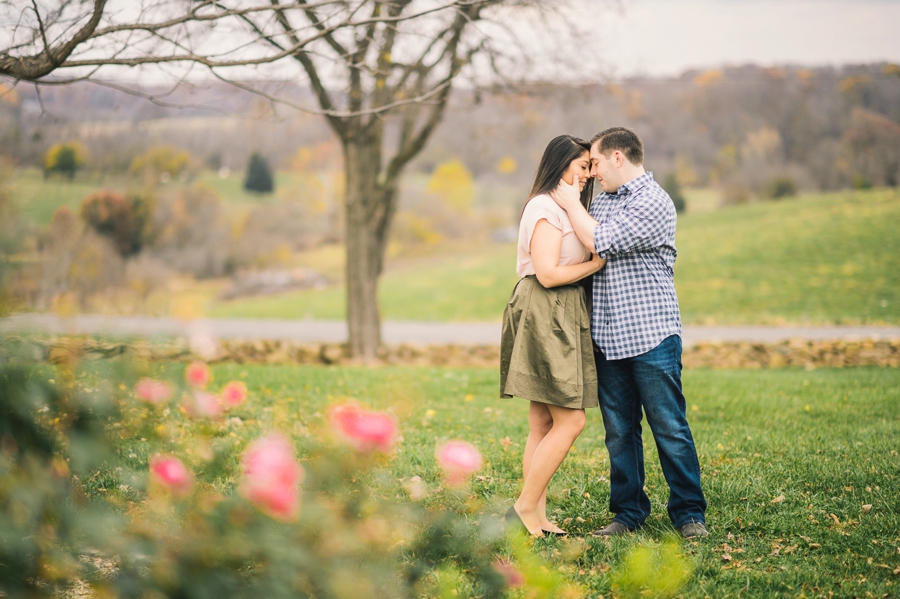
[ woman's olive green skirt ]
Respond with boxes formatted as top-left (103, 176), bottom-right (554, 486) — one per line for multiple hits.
top-left (500, 276), bottom-right (599, 409)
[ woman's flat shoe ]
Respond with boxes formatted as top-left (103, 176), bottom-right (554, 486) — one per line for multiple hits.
top-left (542, 529), bottom-right (569, 537)
top-left (504, 506), bottom-right (549, 537)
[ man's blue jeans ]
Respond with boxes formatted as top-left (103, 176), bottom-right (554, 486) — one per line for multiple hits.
top-left (594, 335), bottom-right (707, 529)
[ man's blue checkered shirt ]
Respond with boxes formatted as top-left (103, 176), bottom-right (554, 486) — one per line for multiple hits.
top-left (589, 172), bottom-right (682, 360)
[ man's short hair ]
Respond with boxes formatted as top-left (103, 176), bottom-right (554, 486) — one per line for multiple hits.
top-left (590, 127), bottom-right (643, 166)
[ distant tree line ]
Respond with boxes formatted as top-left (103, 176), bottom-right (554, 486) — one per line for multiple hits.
top-left (2, 63), bottom-right (897, 209)
top-left (418, 63), bottom-right (900, 203)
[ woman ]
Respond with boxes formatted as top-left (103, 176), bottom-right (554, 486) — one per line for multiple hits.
top-left (500, 135), bottom-right (605, 537)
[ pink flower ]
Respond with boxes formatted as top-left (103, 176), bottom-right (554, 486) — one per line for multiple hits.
top-left (492, 559), bottom-right (525, 587)
top-left (184, 390), bottom-right (223, 419)
top-left (149, 455), bottom-right (193, 496)
top-left (436, 440), bottom-right (483, 486)
top-left (185, 361), bottom-right (211, 388)
top-left (329, 403), bottom-right (398, 453)
top-left (135, 378), bottom-right (173, 404)
top-left (241, 433), bottom-right (304, 521)
top-left (220, 381), bottom-right (248, 407)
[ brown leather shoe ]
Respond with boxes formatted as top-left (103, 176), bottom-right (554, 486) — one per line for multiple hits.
top-left (679, 522), bottom-right (709, 538)
top-left (591, 521), bottom-right (632, 537)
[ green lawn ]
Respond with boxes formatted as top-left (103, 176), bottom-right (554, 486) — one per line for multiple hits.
top-left (87, 363), bottom-right (900, 598)
top-left (208, 243), bottom-right (520, 321)
top-left (676, 187), bottom-right (900, 325)
top-left (7, 168), bottom-right (122, 226)
top-left (210, 187), bottom-right (900, 325)
top-left (6, 168), bottom-right (295, 226)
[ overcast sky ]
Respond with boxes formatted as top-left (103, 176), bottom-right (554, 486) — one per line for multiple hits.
top-left (590, 0), bottom-right (900, 77)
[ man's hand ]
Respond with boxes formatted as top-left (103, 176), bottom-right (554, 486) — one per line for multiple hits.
top-left (550, 173), bottom-right (582, 211)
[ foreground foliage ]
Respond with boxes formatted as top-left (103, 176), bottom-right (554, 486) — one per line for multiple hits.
top-left (1, 339), bottom-right (898, 598)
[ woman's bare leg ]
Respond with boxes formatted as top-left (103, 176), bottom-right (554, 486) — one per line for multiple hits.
top-left (514, 404), bottom-right (586, 535)
top-left (521, 403), bottom-right (563, 532)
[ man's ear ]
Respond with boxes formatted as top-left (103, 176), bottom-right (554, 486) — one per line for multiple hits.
top-left (614, 150), bottom-right (625, 168)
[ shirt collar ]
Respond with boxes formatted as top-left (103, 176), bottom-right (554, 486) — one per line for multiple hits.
top-left (614, 171), bottom-right (653, 196)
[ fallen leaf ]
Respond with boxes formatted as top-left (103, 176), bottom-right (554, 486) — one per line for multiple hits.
top-left (862, 504), bottom-right (873, 513)
top-left (771, 494), bottom-right (785, 505)
top-left (722, 553), bottom-right (732, 562)
top-left (829, 513), bottom-right (841, 525)
top-left (809, 543), bottom-right (822, 549)
top-left (499, 436), bottom-right (513, 449)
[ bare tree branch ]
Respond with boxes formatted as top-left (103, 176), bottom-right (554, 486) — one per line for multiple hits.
top-left (0, 0), bottom-right (107, 79)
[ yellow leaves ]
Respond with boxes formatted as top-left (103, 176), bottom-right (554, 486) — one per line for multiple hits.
top-left (44, 141), bottom-right (88, 171)
top-left (427, 159), bottom-right (475, 213)
top-left (495, 157), bottom-right (517, 174)
top-left (693, 69), bottom-right (723, 87)
top-left (862, 504), bottom-right (873, 513)
top-left (771, 494), bottom-right (785, 505)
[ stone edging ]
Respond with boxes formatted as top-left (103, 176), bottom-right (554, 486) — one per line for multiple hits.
top-left (5, 336), bottom-right (898, 369)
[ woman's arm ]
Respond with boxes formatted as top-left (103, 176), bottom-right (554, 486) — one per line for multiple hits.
top-left (531, 219), bottom-right (606, 288)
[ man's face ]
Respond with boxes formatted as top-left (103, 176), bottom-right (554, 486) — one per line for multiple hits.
top-left (590, 143), bottom-right (620, 193)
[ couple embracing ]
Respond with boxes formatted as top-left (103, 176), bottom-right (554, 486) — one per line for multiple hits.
top-left (500, 127), bottom-right (708, 539)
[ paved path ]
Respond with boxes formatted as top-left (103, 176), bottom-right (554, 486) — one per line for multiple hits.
top-left (2, 314), bottom-right (899, 345)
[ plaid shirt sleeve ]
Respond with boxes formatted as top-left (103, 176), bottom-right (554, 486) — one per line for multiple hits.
top-left (593, 182), bottom-right (674, 259)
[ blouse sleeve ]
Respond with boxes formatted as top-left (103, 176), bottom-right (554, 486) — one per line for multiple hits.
top-left (521, 196), bottom-right (563, 254)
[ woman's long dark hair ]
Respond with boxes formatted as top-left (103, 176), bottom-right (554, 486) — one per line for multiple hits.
top-left (525, 135), bottom-right (593, 213)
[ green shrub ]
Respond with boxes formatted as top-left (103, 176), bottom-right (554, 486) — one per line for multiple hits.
top-left (244, 152), bottom-right (274, 194)
top-left (129, 145), bottom-right (193, 181)
top-left (44, 142), bottom-right (87, 180)
top-left (763, 176), bottom-right (797, 200)
top-left (852, 173), bottom-right (874, 189)
top-left (79, 190), bottom-right (153, 257)
top-left (660, 173), bottom-right (687, 213)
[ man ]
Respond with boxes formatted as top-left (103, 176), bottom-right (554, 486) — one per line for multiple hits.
top-left (550, 127), bottom-right (708, 538)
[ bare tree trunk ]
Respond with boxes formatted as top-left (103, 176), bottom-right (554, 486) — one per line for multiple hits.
top-left (343, 134), bottom-right (397, 361)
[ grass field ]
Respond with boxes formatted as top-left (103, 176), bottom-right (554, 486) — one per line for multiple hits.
top-left (7, 168), bottom-right (124, 226)
top-left (209, 187), bottom-right (900, 325)
top-left (81, 363), bottom-right (899, 598)
top-left (7, 167), bottom-right (898, 325)
top-left (5, 168), bottom-right (295, 226)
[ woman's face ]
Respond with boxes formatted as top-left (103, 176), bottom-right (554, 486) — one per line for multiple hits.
top-left (562, 151), bottom-right (591, 190)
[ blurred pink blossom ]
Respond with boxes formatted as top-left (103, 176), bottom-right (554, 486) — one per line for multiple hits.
top-left (149, 455), bottom-right (193, 496)
top-left (329, 403), bottom-right (398, 453)
top-left (492, 559), bottom-right (525, 587)
top-left (436, 440), bottom-right (483, 486)
top-left (220, 381), bottom-right (248, 407)
top-left (135, 378), bottom-right (173, 404)
top-left (241, 433), bottom-right (304, 521)
top-left (185, 361), bottom-right (211, 388)
top-left (184, 390), bottom-right (223, 419)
